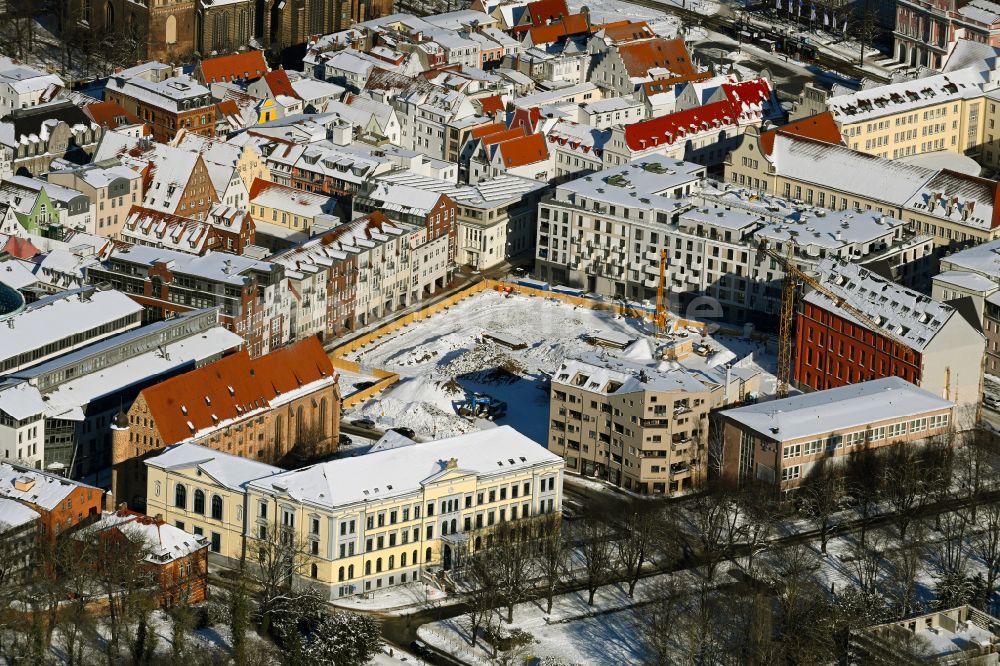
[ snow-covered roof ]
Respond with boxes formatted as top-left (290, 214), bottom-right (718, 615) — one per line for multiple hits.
top-left (757, 208), bottom-right (906, 250)
top-left (769, 133), bottom-right (935, 207)
top-left (247, 426), bottom-right (562, 508)
top-left (828, 69), bottom-right (983, 124)
top-left (0, 380), bottom-right (45, 420)
top-left (108, 245), bottom-right (275, 286)
top-left (0, 289), bottom-right (142, 370)
top-left (552, 354), bottom-right (710, 395)
top-left (721, 377), bottom-right (953, 442)
top-left (83, 510), bottom-right (208, 564)
top-left (0, 65), bottom-right (63, 95)
top-left (145, 442), bottom-right (283, 491)
top-left (0, 462), bottom-right (98, 511)
top-left (365, 182), bottom-right (444, 217)
top-left (932, 270), bottom-right (999, 293)
top-left (940, 237), bottom-right (1000, 280)
top-left (805, 258), bottom-right (958, 351)
top-left (0, 497), bottom-right (40, 531)
top-left (958, 0), bottom-right (1000, 24)
top-left (375, 171), bottom-right (546, 209)
top-left (369, 430), bottom-right (417, 452)
top-left (106, 74), bottom-right (211, 113)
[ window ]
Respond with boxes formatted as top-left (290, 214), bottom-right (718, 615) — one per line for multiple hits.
top-left (311, 517), bottom-right (320, 535)
top-left (211, 495), bottom-right (223, 521)
top-left (210, 532), bottom-right (221, 553)
top-left (175, 483), bottom-right (187, 509)
top-left (781, 465), bottom-right (801, 482)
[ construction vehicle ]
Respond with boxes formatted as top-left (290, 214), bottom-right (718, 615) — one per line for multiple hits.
top-left (457, 392), bottom-right (508, 419)
top-left (755, 240), bottom-right (910, 398)
top-left (655, 248), bottom-right (668, 336)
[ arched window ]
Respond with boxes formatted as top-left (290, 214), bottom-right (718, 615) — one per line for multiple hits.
top-left (154, 480), bottom-right (161, 497)
top-left (401, 552), bottom-right (407, 567)
top-left (105, 1), bottom-right (114, 28)
top-left (310, 0), bottom-right (324, 33)
top-left (441, 521), bottom-right (448, 536)
top-left (236, 506), bottom-right (243, 522)
top-left (451, 518), bottom-right (457, 533)
top-left (275, 415), bottom-right (283, 447)
top-left (213, 13), bottom-right (230, 50)
top-left (311, 563), bottom-right (318, 579)
top-left (425, 546), bottom-right (432, 563)
top-left (365, 561), bottom-right (371, 575)
top-left (388, 555), bottom-right (394, 570)
top-left (475, 536), bottom-right (482, 551)
top-left (338, 566), bottom-right (345, 582)
top-left (237, 9), bottom-right (249, 46)
top-left (165, 14), bottom-right (177, 44)
top-left (348, 564), bottom-right (354, 579)
top-left (211, 495), bottom-right (223, 520)
top-left (318, 398), bottom-right (327, 436)
top-left (193, 489), bottom-right (205, 514)
top-left (376, 557), bottom-right (382, 573)
top-left (412, 549), bottom-right (418, 565)
top-left (174, 483), bottom-right (186, 509)
top-left (296, 405), bottom-right (304, 442)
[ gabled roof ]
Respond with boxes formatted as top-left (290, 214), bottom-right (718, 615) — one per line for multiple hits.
top-left (526, 0), bottom-right (570, 25)
top-left (642, 70), bottom-right (714, 97)
top-left (618, 38), bottom-right (695, 79)
top-left (526, 14), bottom-right (589, 45)
top-left (198, 51), bottom-right (269, 84)
top-left (600, 20), bottom-right (654, 44)
top-left (470, 121), bottom-right (508, 139)
top-left (481, 126), bottom-right (528, 147)
top-left (84, 101), bottom-right (144, 130)
top-left (760, 111), bottom-right (842, 154)
top-left (261, 69), bottom-right (298, 99)
top-left (496, 132), bottom-right (548, 167)
top-left (145, 442), bottom-right (284, 491)
top-left (140, 336), bottom-right (335, 446)
top-left (477, 94), bottom-right (505, 116)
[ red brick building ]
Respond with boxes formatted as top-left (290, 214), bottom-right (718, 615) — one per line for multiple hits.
top-left (121, 205), bottom-right (255, 256)
top-left (105, 70), bottom-right (217, 144)
top-left (0, 463), bottom-right (105, 540)
top-left (110, 337), bottom-right (341, 508)
top-left (794, 260), bottom-right (985, 407)
top-left (83, 508), bottom-right (209, 605)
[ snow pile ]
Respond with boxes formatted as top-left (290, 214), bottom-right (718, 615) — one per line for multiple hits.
top-left (706, 348), bottom-right (737, 368)
top-left (622, 337), bottom-right (655, 362)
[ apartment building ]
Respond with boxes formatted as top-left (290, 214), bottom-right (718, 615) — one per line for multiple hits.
top-left (895, 0), bottom-right (1000, 70)
top-left (105, 67), bottom-right (217, 143)
top-left (174, 426), bottom-right (560, 599)
top-left (265, 142), bottom-right (393, 198)
top-left (0, 61), bottom-right (63, 118)
top-left (725, 129), bottom-right (1000, 252)
top-left (548, 355), bottom-right (713, 495)
top-left (145, 444), bottom-right (282, 567)
top-left (86, 246), bottom-right (287, 357)
top-left (248, 179), bottom-right (340, 236)
top-left (0, 499), bottom-right (39, 583)
top-left (111, 336), bottom-right (340, 510)
top-left (827, 69), bottom-right (985, 160)
top-left (374, 171), bottom-right (548, 270)
top-left (794, 258), bottom-right (985, 407)
top-left (1, 102), bottom-right (104, 177)
top-left (47, 161), bottom-right (143, 238)
top-left (933, 238), bottom-right (1000, 374)
top-left (719, 377), bottom-right (955, 492)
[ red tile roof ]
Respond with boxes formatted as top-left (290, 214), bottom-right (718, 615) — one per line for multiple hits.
top-left (470, 122), bottom-right (509, 139)
top-left (624, 78), bottom-right (771, 152)
top-left (760, 111), bottom-right (843, 154)
top-left (482, 127), bottom-right (529, 147)
top-left (142, 337), bottom-right (334, 446)
top-left (198, 51), bottom-right (269, 84)
top-left (642, 71), bottom-right (714, 96)
top-left (527, 14), bottom-right (590, 44)
top-left (263, 70), bottom-right (297, 99)
top-left (527, 0), bottom-right (571, 25)
top-left (2, 235), bottom-right (40, 260)
top-left (478, 94), bottom-right (505, 116)
top-left (509, 107), bottom-right (542, 133)
top-left (497, 133), bottom-right (549, 168)
top-left (84, 101), bottom-right (145, 131)
top-left (601, 21), bottom-right (654, 44)
top-left (618, 38), bottom-right (695, 79)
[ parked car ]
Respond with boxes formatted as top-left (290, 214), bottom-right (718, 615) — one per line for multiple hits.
top-left (392, 426), bottom-right (416, 439)
top-left (338, 434), bottom-right (353, 446)
top-left (351, 417), bottom-right (375, 428)
top-left (410, 640), bottom-right (433, 658)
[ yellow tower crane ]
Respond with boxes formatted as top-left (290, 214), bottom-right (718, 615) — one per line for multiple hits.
top-left (655, 249), bottom-right (668, 337)
top-left (755, 240), bottom-right (910, 398)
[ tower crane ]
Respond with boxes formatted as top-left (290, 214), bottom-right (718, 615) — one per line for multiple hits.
top-left (755, 240), bottom-right (910, 398)
top-left (655, 249), bottom-right (668, 337)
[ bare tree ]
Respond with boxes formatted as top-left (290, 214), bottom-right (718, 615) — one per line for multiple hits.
top-left (634, 576), bottom-right (687, 666)
top-left (937, 508), bottom-right (970, 579)
top-left (464, 551), bottom-right (500, 650)
top-left (488, 520), bottom-right (537, 623)
top-left (247, 519), bottom-right (313, 635)
top-left (573, 516), bottom-right (616, 606)
top-left (737, 486), bottom-right (779, 574)
top-left (880, 445), bottom-right (924, 543)
top-left (849, 0), bottom-right (882, 66)
top-left (532, 514), bottom-right (568, 614)
top-left (850, 531), bottom-right (886, 597)
top-left (686, 487), bottom-right (735, 582)
top-left (972, 498), bottom-right (1000, 613)
top-left (846, 444), bottom-right (883, 548)
top-left (885, 525), bottom-right (926, 618)
top-left (767, 544), bottom-right (820, 633)
top-left (615, 502), bottom-right (659, 598)
top-left (798, 465), bottom-right (843, 554)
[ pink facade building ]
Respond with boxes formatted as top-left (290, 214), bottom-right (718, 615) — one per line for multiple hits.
top-left (895, 0), bottom-right (1000, 70)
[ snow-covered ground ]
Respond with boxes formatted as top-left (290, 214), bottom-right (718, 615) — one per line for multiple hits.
top-left (417, 574), bottom-right (684, 665)
top-left (344, 290), bottom-right (774, 444)
top-left (566, 0), bottom-right (717, 35)
top-left (331, 581), bottom-right (446, 613)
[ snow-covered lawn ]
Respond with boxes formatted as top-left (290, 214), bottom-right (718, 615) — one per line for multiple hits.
top-left (417, 574), bottom-right (685, 665)
top-left (330, 581), bottom-right (446, 613)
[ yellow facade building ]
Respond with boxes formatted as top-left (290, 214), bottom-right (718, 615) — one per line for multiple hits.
top-left (828, 69), bottom-right (985, 161)
top-left (145, 426), bottom-right (564, 599)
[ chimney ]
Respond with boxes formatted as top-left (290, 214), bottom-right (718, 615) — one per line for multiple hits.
top-left (13, 475), bottom-right (35, 492)
top-left (104, 490), bottom-right (115, 513)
